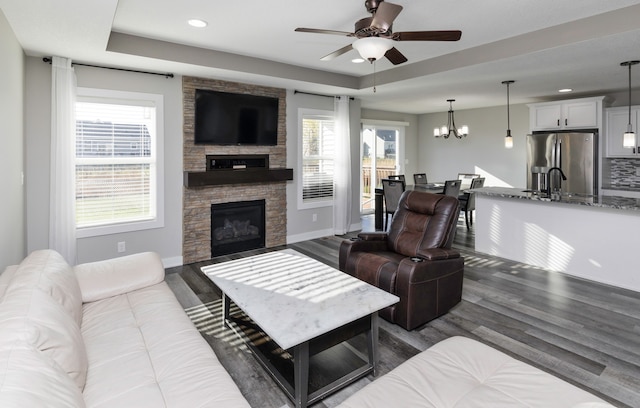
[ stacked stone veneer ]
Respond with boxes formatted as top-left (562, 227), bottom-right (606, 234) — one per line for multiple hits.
top-left (183, 76), bottom-right (287, 264)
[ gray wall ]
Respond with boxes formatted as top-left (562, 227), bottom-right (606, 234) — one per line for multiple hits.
top-left (0, 11), bottom-right (26, 269)
top-left (286, 91), bottom-right (362, 241)
top-left (24, 58), bottom-right (184, 266)
top-left (418, 104), bottom-right (529, 188)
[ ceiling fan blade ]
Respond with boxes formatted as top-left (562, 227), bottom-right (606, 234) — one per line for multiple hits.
top-left (320, 44), bottom-right (354, 61)
top-left (394, 30), bottom-right (462, 41)
top-left (371, 2), bottom-right (403, 32)
top-left (295, 27), bottom-right (355, 37)
top-left (385, 47), bottom-right (408, 65)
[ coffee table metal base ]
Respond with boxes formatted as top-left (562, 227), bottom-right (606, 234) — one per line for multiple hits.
top-left (222, 293), bottom-right (380, 408)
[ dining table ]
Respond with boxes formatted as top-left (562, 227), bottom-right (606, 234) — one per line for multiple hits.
top-left (373, 183), bottom-right (445, 230)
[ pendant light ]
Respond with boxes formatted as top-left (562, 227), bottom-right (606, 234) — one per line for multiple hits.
top-left (502, 80), bottom-right (515, 149)
top-left (433, 99), bottom-right (468, 139)
top-left (621, 61), bottom-right (639, 148)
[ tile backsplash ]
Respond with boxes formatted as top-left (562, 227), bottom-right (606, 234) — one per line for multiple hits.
top-left (607, 158), bottom-right (640, 189)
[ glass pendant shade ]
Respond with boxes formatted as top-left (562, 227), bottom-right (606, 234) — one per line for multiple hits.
top-left (352, 38), bottom-right (394, 61)
top-left (623, 124), bottom-right (635, 148)
top-left (505, 131), bottom-right (513, 149)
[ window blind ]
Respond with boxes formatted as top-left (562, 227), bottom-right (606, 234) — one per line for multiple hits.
top-left (302, 117), bottom-right (335, 202)
top-left (75, 101), bottom-right (156, 228)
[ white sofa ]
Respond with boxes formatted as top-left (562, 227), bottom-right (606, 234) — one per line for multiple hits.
top-left (0, 249), bottom-right (250, 408)
top-left (339, 336), bottom-right (615, 408)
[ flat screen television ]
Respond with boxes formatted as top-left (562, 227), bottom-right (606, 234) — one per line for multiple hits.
top-left (194, 89), bottom-right (279, 145)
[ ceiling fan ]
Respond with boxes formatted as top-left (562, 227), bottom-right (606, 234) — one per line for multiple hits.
top-left (295, 0), bottom-right (462, 65)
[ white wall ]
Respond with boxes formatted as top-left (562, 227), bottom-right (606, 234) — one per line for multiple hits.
top-left (418, 104), bottom-right (529, 188)
top-left (25, 58), bottom-right (184, 266)
top-left (0, 11), bottom-right (26, 269)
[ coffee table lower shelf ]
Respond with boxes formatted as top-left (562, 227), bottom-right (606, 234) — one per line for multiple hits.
top-left (222, 295), bottom-right (379, 408)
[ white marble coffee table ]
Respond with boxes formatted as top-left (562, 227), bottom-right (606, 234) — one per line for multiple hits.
top-left (202, 249), bottom-right (399, 408)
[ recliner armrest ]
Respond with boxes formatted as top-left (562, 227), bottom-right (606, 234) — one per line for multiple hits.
top-left (417, 248), bottom-right (460, 261)
top-left (357, 232), bottom-right (389, 241)
top-left (339, 237), bottom-right (389, 271)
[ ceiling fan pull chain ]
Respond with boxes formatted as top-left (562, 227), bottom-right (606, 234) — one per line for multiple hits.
top-left (373, 60), bottom-right (377, 93)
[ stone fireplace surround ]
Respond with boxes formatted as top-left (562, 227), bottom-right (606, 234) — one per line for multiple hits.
top-left (182, 76), bottom-right (288, 264)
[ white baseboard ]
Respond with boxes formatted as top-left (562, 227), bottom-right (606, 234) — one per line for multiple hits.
top-left (287, 228), bottom-right (335, 244)
top-left (162, 256), bottom-right (183, 268)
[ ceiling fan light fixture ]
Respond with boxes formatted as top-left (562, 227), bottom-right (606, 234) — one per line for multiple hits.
top-left (352, 37), bottom-right (393, 61)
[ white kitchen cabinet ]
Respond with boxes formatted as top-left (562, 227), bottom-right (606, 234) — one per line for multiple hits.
top-left (605, 106), bottom-right (640, 157)
top-left (529, 97), bottom-right (603, 131)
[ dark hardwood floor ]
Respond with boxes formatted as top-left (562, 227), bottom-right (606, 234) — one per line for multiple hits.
top-left (165, 215), bottom-right (640, 408)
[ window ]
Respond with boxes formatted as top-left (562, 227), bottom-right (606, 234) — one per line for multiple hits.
top-left (299, 109), bottom-right (335, 208)
top-left (75, 88), bottom-right (164, 238)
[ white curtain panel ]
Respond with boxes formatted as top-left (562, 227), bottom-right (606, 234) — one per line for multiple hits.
top-left (50, 56), bottom-right (77, 264)
top-left (333, 96), bottom-right (352, 235)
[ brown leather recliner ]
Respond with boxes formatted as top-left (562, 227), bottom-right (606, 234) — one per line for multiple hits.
top-left (339, 190), bottom-right (464, 330)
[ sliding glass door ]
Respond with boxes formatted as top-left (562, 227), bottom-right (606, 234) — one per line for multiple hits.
top-left (361, 124), bottom-right (402, 214)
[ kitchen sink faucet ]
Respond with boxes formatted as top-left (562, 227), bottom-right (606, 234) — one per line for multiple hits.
top-left (546, 167), bottom-right (567, 198)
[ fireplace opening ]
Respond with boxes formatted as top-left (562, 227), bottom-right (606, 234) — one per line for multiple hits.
top-left (211, 200), bottom-right (265, 257)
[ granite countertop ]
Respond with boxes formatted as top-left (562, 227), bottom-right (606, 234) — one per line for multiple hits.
top-left (473, 187), bottom-right (640, 212)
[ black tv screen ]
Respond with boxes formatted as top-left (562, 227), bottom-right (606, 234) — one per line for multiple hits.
top-left (194, 89), bottom-right (278, 145)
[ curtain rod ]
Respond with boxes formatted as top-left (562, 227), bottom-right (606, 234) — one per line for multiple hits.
top-left (43, 57), bottom-right (174, 78)
top-left (294, 90), bottom-right (354, 100)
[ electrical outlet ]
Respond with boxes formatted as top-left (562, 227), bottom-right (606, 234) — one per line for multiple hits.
top-left (636, 167), bottom-right (640, 177)
top-left (117, 241), bottom-right (126, 253)
top-left (312, 213), bottom-right (317, 222)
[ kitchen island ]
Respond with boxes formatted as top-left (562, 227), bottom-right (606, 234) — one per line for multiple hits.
top-left (473, 187), bottom-right (640, 292)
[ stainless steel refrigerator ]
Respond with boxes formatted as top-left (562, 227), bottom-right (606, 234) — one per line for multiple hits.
top-left (526, 131), bottom-right (598, 195)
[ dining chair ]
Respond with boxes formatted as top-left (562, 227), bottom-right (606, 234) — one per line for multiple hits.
top-left (388, 174), bottom-right (406, 183)
top-left (413, 173), bottom-right (428, 185)
top-left (457, 173), bottom-right (480, 190)
top-left (381, 178), bottom-right (406, 231)
top-left (441, 180), bottom-right (461, 198)
top-left (459, 177), bottom-right (485, 229)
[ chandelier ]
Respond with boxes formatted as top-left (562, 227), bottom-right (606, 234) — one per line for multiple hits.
top-left (433, 99), bottom-right (468, 139)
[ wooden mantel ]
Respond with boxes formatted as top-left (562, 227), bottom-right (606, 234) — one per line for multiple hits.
top-left (183, 168), bottom-right (293, 187)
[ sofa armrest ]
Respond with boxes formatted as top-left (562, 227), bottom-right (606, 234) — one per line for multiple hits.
top-left (73, 252), bottom-right (165, 303)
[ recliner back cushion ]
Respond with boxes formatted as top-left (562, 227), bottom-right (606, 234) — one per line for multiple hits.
top-left (387, 191), bottom-right (459, 257)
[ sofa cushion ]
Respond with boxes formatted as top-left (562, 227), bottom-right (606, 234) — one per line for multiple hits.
top-left (338, 336), bottom-right (614, 408)
top-left (0, 265), bottom-right (18, 298)
top-left (0, 287), bottom-right (88, 390)
top-left (81, 281), bottom-right (250, 408)
top-left (0, 339), bottom-right (86, 408)
top-left (5, 250), bottom-right (83, 326)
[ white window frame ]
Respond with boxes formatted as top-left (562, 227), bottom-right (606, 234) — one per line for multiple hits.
top-left (75, 88), bottom-right (164, 238)
top-left (298, 108), bottom-right (336, 210)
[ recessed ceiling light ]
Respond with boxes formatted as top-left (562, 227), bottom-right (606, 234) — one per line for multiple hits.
top-left (352, 58), bottom-right (365, 64)
top-left (188, 19), bottom-right (208, 28)
top-left (558, 88), bottom-right (573, 93)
